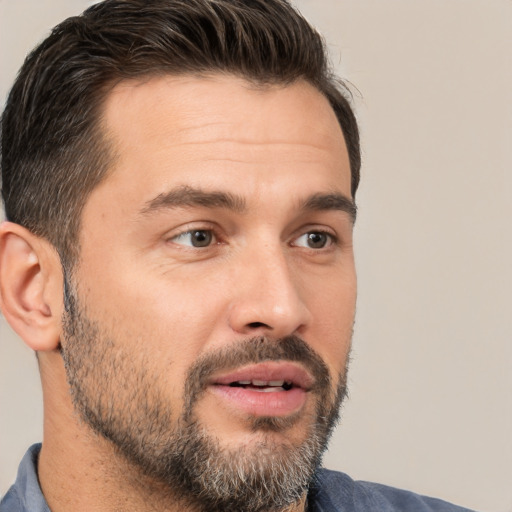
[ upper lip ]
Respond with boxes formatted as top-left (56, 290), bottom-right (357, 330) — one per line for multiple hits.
top-left (210, 361), bottom-right (314, 390)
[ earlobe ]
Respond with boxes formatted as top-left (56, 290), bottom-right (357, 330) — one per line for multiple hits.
top-left (0, 221), bottom-right (63, 351)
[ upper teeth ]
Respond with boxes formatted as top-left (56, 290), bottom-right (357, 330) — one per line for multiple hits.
top-left (237, 380), bottom-right (286, 387)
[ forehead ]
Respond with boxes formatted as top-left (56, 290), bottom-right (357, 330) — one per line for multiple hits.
top-left (94, 74), bottom-right (351, 210)
top-left (103, 74), bottom-right (344, 146)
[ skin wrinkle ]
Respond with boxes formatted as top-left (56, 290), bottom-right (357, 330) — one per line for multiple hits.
top-left (168, 139), bottom-right (341, 150)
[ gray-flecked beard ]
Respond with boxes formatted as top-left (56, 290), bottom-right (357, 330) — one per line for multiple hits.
top-left (60, 280), bottom-right (349, 512)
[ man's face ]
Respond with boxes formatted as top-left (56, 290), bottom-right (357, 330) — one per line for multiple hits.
top-left (61, 75), bottom-right (356, 511)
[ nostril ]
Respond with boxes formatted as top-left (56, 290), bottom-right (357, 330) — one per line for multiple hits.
top-left (247, 322), bottom-right (271, 329)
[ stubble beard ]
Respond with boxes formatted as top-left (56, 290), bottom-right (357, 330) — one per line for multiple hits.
top-left (60, 281), bottom-right (349, 512)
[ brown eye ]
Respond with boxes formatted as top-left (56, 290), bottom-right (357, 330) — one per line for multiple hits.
top-left (306, 232), bottom-right (328, 248)
top-left (190, 230), bottom-right (212, 247)
top-left (171, 230), bottom-right (214, 247)
top-left (293, 231), bottom-right (333, 249)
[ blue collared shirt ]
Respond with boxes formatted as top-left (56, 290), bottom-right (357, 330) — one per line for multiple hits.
top-left (1, 444), bottom-right (478, 512)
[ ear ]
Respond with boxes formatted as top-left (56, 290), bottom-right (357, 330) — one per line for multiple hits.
top-left (0, 221), bottom-right (63, 351)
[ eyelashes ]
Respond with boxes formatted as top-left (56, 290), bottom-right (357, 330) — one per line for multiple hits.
top-left (170, 229), bottom-right (217, 248)
top-left (168, 227), bottom-right (338, 251)
top-left (291, 231), bottom-right (336, 249)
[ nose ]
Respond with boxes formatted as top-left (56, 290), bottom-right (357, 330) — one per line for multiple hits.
top-left (227, 244), bottom-right (312, 339)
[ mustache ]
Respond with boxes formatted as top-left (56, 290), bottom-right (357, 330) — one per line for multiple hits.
top-left (183, 335), bottom-right (332, 412)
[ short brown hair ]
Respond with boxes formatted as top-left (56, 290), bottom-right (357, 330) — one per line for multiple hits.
top-left (1, 0), bottom-right (360, 266)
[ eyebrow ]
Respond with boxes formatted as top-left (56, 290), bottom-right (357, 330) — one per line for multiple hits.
top-left (140, 185), bottom-right (247, 215)
top-left (301, 193), bottom-right (357, 222)
top-left (140, 185), bottom-right (356, 222)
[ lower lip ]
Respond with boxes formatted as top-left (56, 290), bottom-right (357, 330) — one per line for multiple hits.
top-left (209, 385), bottom-right (307, 417)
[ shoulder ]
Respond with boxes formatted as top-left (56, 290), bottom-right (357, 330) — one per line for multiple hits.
top-left (311, 468), bottom-right (479, 512)
top-left (0, 444), bottom-right (50, 512)
top-left (1, 487), bottom-right (24, 512)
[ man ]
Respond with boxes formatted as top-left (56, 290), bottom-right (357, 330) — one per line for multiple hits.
top-left (0, 1), bottom-right (477, 511)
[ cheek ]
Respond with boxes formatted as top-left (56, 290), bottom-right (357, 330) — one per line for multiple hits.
top-left (305, 268), bottom-right (356, 373)
top-left (80, 263), bottom-right (229, 367)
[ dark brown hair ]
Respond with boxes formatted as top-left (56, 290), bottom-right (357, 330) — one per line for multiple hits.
top-left (1, 0), bottom-right (360, 266)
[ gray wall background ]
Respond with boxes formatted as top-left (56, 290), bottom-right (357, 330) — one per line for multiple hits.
top-left (1, 1), bottom-right (511, 511)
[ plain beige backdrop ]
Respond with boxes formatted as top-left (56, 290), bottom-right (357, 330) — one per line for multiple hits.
top-left (1, 1), bottom-right (511, 511)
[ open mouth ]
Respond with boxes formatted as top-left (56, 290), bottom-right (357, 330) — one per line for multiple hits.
top-left (208, 362), bottom-right (312, 417)
top-left (228, 380), bottom-right (294, 392)
top-left (212, 361), bottom-right (313, 389)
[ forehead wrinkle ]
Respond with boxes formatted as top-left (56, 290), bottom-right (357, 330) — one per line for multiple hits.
top-left (174, 138), bottom-right (340, 154)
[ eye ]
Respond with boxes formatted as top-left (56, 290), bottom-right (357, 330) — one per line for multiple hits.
top-left (171, 229), bottom-right (215, 248)
top-left (293, 231), bottom-right (334, 249)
